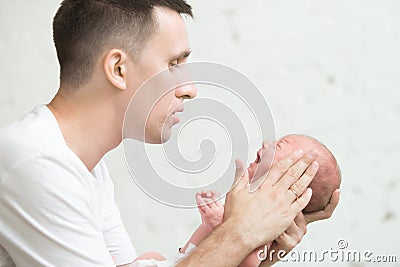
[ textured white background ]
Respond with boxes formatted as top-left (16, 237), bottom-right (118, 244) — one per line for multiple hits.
top-left (1, 1), bottom-right (399, 266)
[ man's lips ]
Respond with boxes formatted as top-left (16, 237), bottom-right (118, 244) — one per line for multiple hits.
top-left (172, 105), bottom-right (184, 114)
top-left (169, 105), bottom-right (184, 124)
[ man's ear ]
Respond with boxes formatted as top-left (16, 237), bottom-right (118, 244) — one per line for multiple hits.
top-left (104, 49), bottom-right (129, 91)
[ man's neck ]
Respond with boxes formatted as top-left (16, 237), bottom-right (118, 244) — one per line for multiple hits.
top-left (47, 87), bottom-right (123, 171)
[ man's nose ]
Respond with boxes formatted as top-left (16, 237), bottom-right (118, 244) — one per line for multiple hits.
top-left (175, 83), bottom-right (197, 99)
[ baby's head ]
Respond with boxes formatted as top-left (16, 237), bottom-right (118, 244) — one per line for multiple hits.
top-left (248, 134), bottom-right (341, 213)
top-left (274, 134), bottom-right (341, 213)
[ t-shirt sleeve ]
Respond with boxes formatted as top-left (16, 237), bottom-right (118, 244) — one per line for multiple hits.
top-left (100, 161), bottom-right (137, 265)
top-left (0, 156), bottom-right (116, 267)
top-left (102, 201), bottom-right (137, 265)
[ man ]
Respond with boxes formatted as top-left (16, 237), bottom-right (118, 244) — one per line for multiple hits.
top-left (0, 1), bottom-right (339, 266)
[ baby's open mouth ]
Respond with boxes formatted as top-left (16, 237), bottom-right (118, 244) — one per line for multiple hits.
top-left (255, 149), bottom-right (262, 163)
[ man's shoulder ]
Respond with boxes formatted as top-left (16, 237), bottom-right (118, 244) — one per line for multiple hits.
top-left (0, 106), bottom-right (66, 175)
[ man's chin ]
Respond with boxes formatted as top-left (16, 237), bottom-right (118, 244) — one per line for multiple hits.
top-left (144, 133), bottom-right (171, 144)
top-left (143, 121), bottom-right (175, 144)
top-left (159, 128), bottom-right (173, 144)
top-left (159, 117), bottom-right (180, 143)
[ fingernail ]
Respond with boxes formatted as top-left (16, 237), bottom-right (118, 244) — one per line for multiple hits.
top-left (307, 150), bottom-right (318, 158)
top-left (294, 149), bottom-right (304, 157)
top-left (307, 187), bottom-right (313, 196)
top-left (235, 159), bottom-right (243, 169)
top-left (311, 161), bottom-right (319, 171)
top-left (262, 141), bottom-right (269, 149)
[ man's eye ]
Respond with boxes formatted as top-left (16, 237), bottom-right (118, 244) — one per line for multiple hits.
top-left (169, 60), bottom-right (178, 68)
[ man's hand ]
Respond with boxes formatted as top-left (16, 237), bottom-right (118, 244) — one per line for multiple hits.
top-left (259, 189), bottom-right (341, 267)
top-left (223, 149), bottom-right (317, 250)
top-left (258, 212), bottom-right (308, 267)
top-left (304, 189), bottom-right (340, 223)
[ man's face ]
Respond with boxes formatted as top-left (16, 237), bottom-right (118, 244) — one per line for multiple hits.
top-left (129, 7), bottom-right (196, 144)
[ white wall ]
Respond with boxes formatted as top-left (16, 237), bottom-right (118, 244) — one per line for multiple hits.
top-left (1, 1), bottom-right (399, 266)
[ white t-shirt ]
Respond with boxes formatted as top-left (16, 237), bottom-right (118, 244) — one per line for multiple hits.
top-left (0, 106), bottom-right (137, 267)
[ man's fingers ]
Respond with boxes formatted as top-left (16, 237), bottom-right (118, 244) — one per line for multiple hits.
top-left (284, 160), bottom-right (318, 204)
top-left (232, 159), bottom-right (244, 185)
top-left (231, 159), bottom-right (249, 193)
top-left (293, 212), bottom-right (307, 235)
top-left (304, 189), bottom-right (340, 224)
top-left (277, 150), bottom-right (318, 190)
top-left (264, 149), bottom-right (305, 186)
top-left (288, 161), bottom-right (319, 197)
top-left (275, 214), bottom-right (307, 253)
top-left (274, 232), bottom-right (297, 255)
top-left (290, 188), bottom-right (313, 213)
top-left (294, 212), bottom-right (307, 228)
top-left (281, 220), bottom-right (298, 237)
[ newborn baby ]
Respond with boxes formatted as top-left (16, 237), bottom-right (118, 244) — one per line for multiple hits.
top-left (249, 134), bottom-right (341, 213)
top-left (239, 134), bottom-right (341, 266)
top-left (131, 134), bottom-right (341, 267)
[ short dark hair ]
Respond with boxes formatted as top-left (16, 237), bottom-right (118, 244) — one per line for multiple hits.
top-left (53, 0), bottom-right (193, 88)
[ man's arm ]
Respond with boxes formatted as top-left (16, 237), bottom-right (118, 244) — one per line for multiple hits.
top-left (177, 218), bottom-right (254, 266)
top-left (179, 223), bottom-right (212, 254)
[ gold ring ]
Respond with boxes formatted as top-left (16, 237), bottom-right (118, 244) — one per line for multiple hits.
top-left (289, 187), bottom-right (299, 201)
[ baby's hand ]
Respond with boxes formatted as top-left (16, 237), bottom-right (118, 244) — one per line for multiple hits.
top-left (196, 190), bottom-right (224, 230)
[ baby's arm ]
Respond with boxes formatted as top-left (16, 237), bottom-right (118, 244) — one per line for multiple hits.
top-left (180, 191), bottom-right (224, 254)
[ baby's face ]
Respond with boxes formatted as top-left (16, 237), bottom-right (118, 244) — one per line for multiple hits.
top-left (273, 136), bottom-right (300, 163)
top-left (249, 135), bottom-right (341, 214)
top-left (248, 137), bottom-right (298, 180)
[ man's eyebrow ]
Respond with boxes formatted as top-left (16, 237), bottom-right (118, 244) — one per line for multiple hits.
top-left (168, 50), bottom-right (192, 61)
